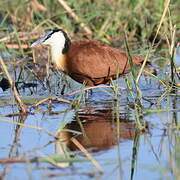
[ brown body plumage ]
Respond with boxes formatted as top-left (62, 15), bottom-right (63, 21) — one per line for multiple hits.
top-left (31, 29), bottom-right (144, 86)
top-left (65, 40), bottom-right (144, 86)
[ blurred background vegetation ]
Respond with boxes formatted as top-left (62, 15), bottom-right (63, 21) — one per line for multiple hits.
top-left (0, 0), bottom-right (179, 47)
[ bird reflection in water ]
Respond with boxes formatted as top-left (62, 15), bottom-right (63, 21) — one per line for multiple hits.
top-left (55, 104), bottom-right (141, 167)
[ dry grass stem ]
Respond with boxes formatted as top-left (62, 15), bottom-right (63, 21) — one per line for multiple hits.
top-left (0, 118), bottom-right (58, 138)
top-left (0, 57), bottom-right (27, 113)
top-left (0, 32), bottom-right (43, 42)
top-left (5, 44), bottom-right (29, 49)
top-left (33, 97), bottom-right (72, 108)
top-left (64, 85), bottom-right (126, 96)
top-left (57, 0), bottom-right (92, 36)
top-left (71, 137), bottom-right (104, 173)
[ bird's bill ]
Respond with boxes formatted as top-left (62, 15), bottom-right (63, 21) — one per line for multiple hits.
top-left (30, 36), bottom-right (46, 47)
top-left (31, 30), bottom-right (53, 47)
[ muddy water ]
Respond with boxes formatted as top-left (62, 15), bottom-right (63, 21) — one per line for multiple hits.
top-left (0, 52), bottom-right (179, 179)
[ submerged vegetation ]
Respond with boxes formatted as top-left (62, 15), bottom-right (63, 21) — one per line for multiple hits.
top-left (0, 0), bottom-right (180, 179)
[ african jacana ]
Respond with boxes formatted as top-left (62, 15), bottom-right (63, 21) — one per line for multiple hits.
top-left (31, 29), bottom-right (144, 86)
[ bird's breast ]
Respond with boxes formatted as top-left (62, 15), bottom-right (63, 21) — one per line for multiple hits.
top-left (52, 54), bottom-right (68, 73)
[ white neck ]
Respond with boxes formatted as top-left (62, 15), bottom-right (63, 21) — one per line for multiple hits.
top-left (51, 44), bottom-right (63, 62)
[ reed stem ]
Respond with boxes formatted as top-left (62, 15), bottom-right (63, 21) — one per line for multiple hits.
top-left (0, 57), bottom-right (27, 113)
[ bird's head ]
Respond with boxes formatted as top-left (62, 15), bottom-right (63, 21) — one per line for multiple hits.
top-left (31, 29), bottom-right (71, 54)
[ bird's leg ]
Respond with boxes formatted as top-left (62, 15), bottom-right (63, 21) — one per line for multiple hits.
top-left (84, 89), bottom-right (93, 102)
top-left (84, 90), bottom-right (89, 102)
top-left (81, 79), bottom-right (94, 102)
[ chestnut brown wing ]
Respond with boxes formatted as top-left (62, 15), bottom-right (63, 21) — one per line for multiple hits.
top-left (66, 40), bottom-right (144, 79)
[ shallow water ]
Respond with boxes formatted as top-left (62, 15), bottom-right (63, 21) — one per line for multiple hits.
top-left (0, 51), bottom-right (179, 180)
